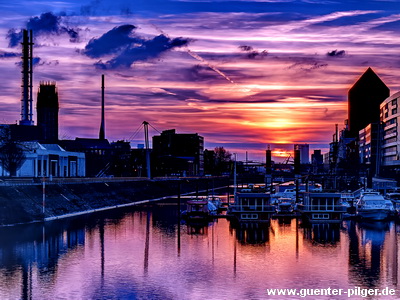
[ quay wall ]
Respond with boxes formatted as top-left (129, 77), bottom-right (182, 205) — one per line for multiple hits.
top-left (0, 177), bottom-right (228, 226)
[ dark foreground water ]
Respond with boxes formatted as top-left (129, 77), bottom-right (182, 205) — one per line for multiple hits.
top-left (1, 198), bottom-right (400, 299)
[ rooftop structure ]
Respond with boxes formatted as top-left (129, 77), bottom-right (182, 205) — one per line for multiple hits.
top-left (37, 82), bottom-right (59, 142)
top-left (348, 67), bottom-right (389, 137)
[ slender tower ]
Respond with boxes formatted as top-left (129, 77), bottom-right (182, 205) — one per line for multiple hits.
top-left (37, 82), bottom-right (59, 142)
top-left (99, 74), bottom-right (105, 140)
top-left (19, 29), bottom-right (34, 126)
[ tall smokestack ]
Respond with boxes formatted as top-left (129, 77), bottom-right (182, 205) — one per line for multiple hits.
top-left (265, 146), bottom-right (272, 175)
top-left (99, 74), bottom-right (105, 140)
top-left (294, 145), bottom-right (300, 175)
top-left (19, 29), bottom-right (34, 126)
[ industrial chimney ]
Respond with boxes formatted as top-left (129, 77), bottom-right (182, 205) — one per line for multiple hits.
top-left (265, 146), bottom-right (272, 175)
top-left (99, 74), bottom-right (105, 140)
top-left (19, 29), bottom-right (34, 126)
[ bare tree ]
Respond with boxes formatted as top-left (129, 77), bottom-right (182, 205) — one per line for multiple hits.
top-left (214, 146), bottom-right (232, 175)
top-left (0, 126), bottom-right (27, 177)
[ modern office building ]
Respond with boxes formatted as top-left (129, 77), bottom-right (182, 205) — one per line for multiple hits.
top-left (152, 129), bottom-right (204, 176)
top-left (348, 67), bottom-right (390, 137)
top-left (380, 91), bottom-right (400, 169)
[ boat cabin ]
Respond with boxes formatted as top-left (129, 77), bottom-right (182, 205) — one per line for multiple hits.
top-left (184, 199), bottom-right (213, 221)
top-left (229, 191), bottom-right (275, 224)
top-left (300, 192), bottom-right (346, 223)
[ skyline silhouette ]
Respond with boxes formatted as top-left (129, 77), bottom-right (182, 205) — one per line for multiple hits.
top-left (0, 0), bottom-right (400, 161)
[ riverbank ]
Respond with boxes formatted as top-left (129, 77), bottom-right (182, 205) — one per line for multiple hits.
top-left (0, 176), bottom-right (228, 226)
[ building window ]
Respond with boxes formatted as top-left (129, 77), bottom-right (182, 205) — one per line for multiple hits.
top-left (393, 108), bottom-right (398, 115)
top-left (392, 99), bottom-right (397, 106)
top-left (312, 213), bottom-right (330, 219)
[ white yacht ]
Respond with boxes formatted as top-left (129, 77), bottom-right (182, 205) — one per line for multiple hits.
top-left (356, 191), bottom-right (392, 221)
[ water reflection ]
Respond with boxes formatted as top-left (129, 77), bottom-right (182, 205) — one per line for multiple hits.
top-left (346, 220), bottom-right (392, 289)
top-left (0, 217), bottom-right (89, 300)
top-left (303, 223), bottom-right (341, 245)
top-left (1, 202), bottom-right (400, 299)
top-left (186, 224), bottom-right (209, 235)
top-left (233, 225), bottom-right (270, 245)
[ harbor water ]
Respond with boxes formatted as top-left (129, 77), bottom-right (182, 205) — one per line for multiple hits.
top-left (1, 198), bottom-right (400, 299)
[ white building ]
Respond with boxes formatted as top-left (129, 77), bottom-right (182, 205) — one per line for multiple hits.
top-left (0, 142), bottom-right (85, 177)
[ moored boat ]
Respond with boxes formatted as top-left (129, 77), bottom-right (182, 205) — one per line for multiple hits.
top-left (275, 197), bottom-right (295, 214)
top-left (298, 192), bottom-right (347, 224)
top-left (181, 198), bottom-right (217, 222)
top-left (228, 188), bottom-right (275, 226)
top-left (356, 191), bottom-right (392, 221)
top-left (385, 190), bottom-right (400, 217)
top-left (206, 195), bottom-right (224, 211)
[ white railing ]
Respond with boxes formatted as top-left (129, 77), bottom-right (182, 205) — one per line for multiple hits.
top-left (300, 205), bottom-right (347, 212)
top-left (229, 204), bottom-right (276, 212)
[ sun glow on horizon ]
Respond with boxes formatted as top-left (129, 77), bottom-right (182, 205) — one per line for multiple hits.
top-left (0, 0), bottom-right (399, 159)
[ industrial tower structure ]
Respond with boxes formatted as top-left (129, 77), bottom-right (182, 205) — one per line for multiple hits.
top-left (99, 74), bottom-right (105, 140)
top-left (19, 29), bottom-right (34, 126)
top-left (37, 82), bottom-right (59, 142)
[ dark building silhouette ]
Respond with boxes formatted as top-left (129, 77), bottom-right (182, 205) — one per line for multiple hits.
top-left (109, 140), bottom-right (133, 177)
top-left (37, 82), bottom-right (59, 142)
top-left (265, 148), bottom-right (272, 174)
top-left (152, 129), bottom-right (204, 176)
top-left (348, 67), bottom-right (389, 137)
top-left (59, 138), bottom-right (111, 177)
top-left (59, 138), bottom-right (133, 177)
top-left (311, 149), bottom-right (323, 174)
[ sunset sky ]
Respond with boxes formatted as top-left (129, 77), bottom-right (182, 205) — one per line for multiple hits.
top-left (0, 0), bottom-right (400, 162)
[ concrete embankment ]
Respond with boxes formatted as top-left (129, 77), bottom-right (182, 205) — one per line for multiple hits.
top-left (0, 177), bottom-right (228, 226)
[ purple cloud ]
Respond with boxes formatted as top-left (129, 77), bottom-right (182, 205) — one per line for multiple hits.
top-left (0, 51), bottom-right (19, 58)
top-left (327, 50), bottom-right (346, 57)
top-left (86, 25), bottom-right (190, 69)
top-left (239, 45), bottom-right (268, 59)
top-left (6, 12), bottom-right (81, 47)
top-left (84, 25), bottom-right (139, 58)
